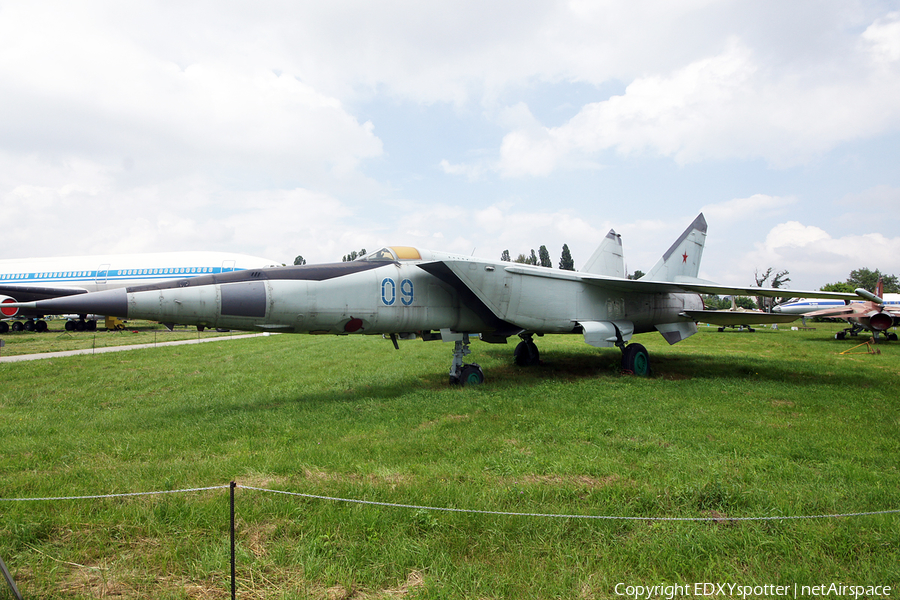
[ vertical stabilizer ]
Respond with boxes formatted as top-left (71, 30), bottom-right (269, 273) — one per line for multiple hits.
top-left (641, 213), bottom-right (707, 282)
top-left (582, 229), bottom-right (625, 278)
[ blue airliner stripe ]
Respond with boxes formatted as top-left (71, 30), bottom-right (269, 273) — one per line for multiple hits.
top-left (0, 267), bottom-right (249, 284)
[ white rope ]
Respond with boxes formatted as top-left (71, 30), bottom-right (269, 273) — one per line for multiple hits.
top-left (237, 485), bottom-right (900, 522)
top-left (4, 483), bottom-right (898, 522)
top-left (0, 485), bottom-right (229, 502)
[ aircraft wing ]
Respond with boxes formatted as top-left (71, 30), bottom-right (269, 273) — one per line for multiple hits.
top-left (681, 310), bottom-right (800, 326)
top-left (500, 265), bottom-right (859, 301)
top-left (0, 284), bottom-right (88, 303)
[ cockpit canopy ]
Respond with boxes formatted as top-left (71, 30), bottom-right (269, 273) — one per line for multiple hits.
top-left (361, 247), bottom-right (423, 262)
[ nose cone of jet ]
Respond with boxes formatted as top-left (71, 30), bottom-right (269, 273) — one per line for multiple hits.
top-left (28, 288), bottom-right (129, 318)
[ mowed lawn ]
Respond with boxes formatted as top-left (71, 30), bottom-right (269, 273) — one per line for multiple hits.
top-left (1, 324), bottom-right (899, 599)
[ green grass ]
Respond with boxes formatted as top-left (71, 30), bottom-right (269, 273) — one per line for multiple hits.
top-left (1, 324), bottom-right (899, 598)
top-left (0, 319), bottom-right (240, 357)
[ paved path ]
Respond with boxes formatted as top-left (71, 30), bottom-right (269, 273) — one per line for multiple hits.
top-left (0, 333), bottom-right (272, 363)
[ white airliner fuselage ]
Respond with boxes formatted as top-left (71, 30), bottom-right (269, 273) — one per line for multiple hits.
top-left (773, 295), bottom-right (900, 315)
top-left (0, 251), bottom-right (279, 332)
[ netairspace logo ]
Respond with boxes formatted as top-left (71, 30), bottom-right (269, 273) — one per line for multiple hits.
top-left (614, 582), bottom-right (892, 599)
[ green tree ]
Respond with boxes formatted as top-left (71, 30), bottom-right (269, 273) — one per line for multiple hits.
top-left (342, 249), bottom-right (367, 262)
top-left (847, 268), bottom-right (900, 293)
top-left (538, 245), bottom-right (552, 268)
top-left (558, 244), bottom-right (574, 271)
top-left (701, 294), bottom-right (730, 310)
top-left (527, 249), bottom-right (538, 265)
top-left (820, 281), bottom-right (854, 293)
top-left (513, 253), bottom-right (528, 264)
top-left (501, 250), bottom-right (511, 262)
top-left (293, 255), bottom-right (306, 266)
top-left (734, 296), bottom-right (757, 310)
top-left (627, 270), bottom-right (645, 280)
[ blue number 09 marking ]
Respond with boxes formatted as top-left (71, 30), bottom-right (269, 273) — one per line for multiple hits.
top-left (400, 278), bottom-right (414, 306)
top-left (381, 278), bottom-right (414, 306)
top-left (381, 278), bottom-right (396, 305)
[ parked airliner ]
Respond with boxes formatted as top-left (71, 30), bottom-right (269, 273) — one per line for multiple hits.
top-left (0, 251), bottom-right (279, 333)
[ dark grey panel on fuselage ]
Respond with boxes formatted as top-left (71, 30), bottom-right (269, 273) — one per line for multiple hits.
top-left (221, 281), bottom-right (267, 318)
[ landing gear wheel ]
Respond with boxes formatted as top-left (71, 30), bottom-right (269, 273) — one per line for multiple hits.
top-left (65, 320), bottom-right (76, 331)
top-left (0, 321), bottom-right (8, 334)
top-left (35, 320), bottom-right (48, 333)
top-left (621, 343), bottom-right (650, 376)
top-left (447, 333), bottom-right (485, 386)
top-left (888, 332), bottom-right (898, 341)
top-left (513, 340), bottom-right (540, 366)
top-left (24, 321), bottom-right (35, 332)
top-left (458, 364), bottom-right (485, 386)
top-left (12, 321), bottom-right (24, 332)
top-left (835, 331), bottom-right (846, 340)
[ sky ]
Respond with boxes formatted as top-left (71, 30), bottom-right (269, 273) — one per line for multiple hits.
top-left (1, 0), bottom-right (899, 291)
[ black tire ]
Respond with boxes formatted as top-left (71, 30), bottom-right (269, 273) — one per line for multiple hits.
top-left (0, 321), bottom-right (8, 334)
top-left (35, 320), bottom-right (48, 333)
top-left (835, 331), bottom-right (846, 340)
top-left (513, 340), bottom-right (540, 366)
top-left (11, 321), bottom-right (24, 332)
top-left (621, 343), bottom-right (650, 376)
top-left (459, 364), bottom-right (485, 386)
top-left (65, 320), bottom-right (76, 331)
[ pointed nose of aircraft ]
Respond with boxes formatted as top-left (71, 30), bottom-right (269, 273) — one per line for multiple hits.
top-left (14, 288), bottom-right (129, 317)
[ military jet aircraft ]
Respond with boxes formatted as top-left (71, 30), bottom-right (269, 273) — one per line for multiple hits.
top-left (779, 278), bottom-right (900, 341)
top-left (6, 214), bottom-right (859, 384)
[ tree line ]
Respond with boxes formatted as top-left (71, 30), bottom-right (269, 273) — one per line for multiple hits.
top-left (501, 244), bottom-right (575, 270)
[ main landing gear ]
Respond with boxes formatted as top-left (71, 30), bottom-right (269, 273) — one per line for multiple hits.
top-left (513, 331), bottom-right (651, 377)
top-left (0, 319), bottom-right (49, 333)
top-left (513, 333), bottom-right (540, 366)
top-left (835, 323), bottom-right (898, 341)
top-left (620, 343), bottom-right (650, 376)
top-left (64, 318), bottom-right (98, 332)
top-left (448, 333), bottom-right (484, 386)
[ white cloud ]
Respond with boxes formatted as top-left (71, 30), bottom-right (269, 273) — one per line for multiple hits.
top-left (738, 223), bottom-right (900, 289)
top-left (863, 11), bottom-right (900, 63)
top-left (488, 21), bottom-right (900, 176)
top-left (700, 194), bottom-right (798, 224)
top-left (0, 3), bottom-right (383, 189)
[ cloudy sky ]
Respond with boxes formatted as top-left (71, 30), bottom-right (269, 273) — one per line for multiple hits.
top-left (2, 1), bottom-right (899, 290)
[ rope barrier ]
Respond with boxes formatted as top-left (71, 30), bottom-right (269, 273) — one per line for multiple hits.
top-left (0, 485), bottom-right (229, 502)
top-left (237, 485), bottom-right (900, 522)
top-left (2, 483), bottom-right (898, 522)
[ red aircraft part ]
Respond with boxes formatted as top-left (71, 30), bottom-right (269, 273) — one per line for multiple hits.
top-left (1, 296), bottom-right (19, 317)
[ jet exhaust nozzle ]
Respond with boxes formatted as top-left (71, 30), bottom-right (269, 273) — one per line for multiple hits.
top-left (868, 312), bottom-right (893, 331)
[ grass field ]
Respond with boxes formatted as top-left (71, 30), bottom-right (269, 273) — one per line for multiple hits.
top-left (0, 319), bottom-right (240, 358)
top-left (1, 322), bottom-right (898, 599)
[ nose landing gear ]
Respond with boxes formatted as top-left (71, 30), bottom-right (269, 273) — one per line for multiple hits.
top-left (447, 333), bottom-right (484, 386)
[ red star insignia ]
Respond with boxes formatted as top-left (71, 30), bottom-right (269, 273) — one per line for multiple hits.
top-left (682, 252), bottom-right (688, 263)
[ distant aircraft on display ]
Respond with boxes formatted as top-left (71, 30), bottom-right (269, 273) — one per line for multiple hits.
top-left (7, 214), bottom-right (860, 384)
top-left (774, 280), bottom-right (900, 341)
top-left (0, 251), bottom-right (279, 333)
top-left (691, 296), bottom-right (800, 332)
